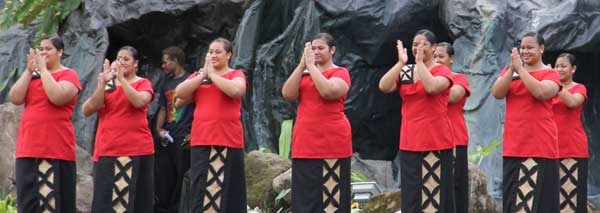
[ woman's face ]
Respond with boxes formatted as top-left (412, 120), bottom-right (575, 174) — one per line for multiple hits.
top-left (207, 41), bottom-right (231, 69)
top-left (433, 45), bottom-right (453, 67)
top-left (412, 34), bottom-right (434, 62)
top-left (116, 49), bottom-right (138, 76)
top-left (519, 36), bottom-right (543, 65)
top-left (38, 39), bottom-right (62, 67)
top-left (311, 38), bottom-right (334, 65)
top-left (554, 56), bottom-right (575, 82)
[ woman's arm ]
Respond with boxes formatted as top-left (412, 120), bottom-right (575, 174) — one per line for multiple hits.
top-left (557, 87), bottom-right (585, 108)
top-left (302, 43), bottom-right (349, 100)
top-left (282, 45), bottom-right (307, 101)
top-left (448, 84), bottom-right (467, 103)
top-left (83, 59), bottom-right (112, 116)
top-left (208, 68), bottom-right (246, 99)
top-left (379, 40), bottom-right (408, 93)
top-left (34, 50), bottom-right (79, 106)
top-left (414, 46), bottom-right (451, 94)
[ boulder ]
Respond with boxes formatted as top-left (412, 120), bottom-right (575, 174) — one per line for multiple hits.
top-left (272, 168), bottom-right (292, 204)
top-left (468, 163), bottom-right (500, 212)
top-left (245, 151), bottom-right (291, 208)
top-left (363, 189), bottom-right (402, 213)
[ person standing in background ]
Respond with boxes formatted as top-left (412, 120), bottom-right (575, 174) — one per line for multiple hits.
top-left (434, 42), bottom-right (471, 213)
top-left (154, 46), bottom-right (195, 213)
top-left (553, 53), bottom-right (588, 213)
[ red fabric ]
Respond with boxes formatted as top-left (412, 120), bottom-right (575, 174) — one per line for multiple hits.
top-left (448, 73), bottom-right (471, 146)
top-left (398, 64), bottom-right (454, 151)
top-left (553, 84), bottom-right (588, 158)
top-left (17, 69), bottom-right (82, 161)
top-left (500, 68), bottom-right (562, 158)
top-left (94, 79), bottom-right (155, 161)
top-left (190, 70), bottom-right (246, 148)
top-left (291, 67), bottom-right (353, 158)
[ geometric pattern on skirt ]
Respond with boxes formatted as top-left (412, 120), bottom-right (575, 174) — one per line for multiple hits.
top-left (203, 146), bottom-right (227, 213)
top-left (515, 158), bottom-right (539, 213)
top-left (322, 159), bottom-right (340, 213)
top-left (112, 156), bottom-right (132, 213)
top-left (422, 151), bottom-right (441, 212)
top-left (559, 158), bottom-right (578, 212)
top-left (37, 159), bottom-right (56, 212)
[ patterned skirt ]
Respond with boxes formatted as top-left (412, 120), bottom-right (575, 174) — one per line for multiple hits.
top-left (503, 157), bottom-right (559, 213)
top-left (291, 157), bottom-right (351, 213)
top-left (189, 146), bottom-right (247, 213)
top-left (16, 158), bottom-right (76, 213)
top-left (559, 158), bottom-right (588, 213)
top-left (400, 149), bottom-right (455, 213)
top-left (92, 155), bottom-right (154, 213)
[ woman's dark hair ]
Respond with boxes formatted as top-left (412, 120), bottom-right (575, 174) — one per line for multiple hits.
top-left (119, 46), bottom-right (139, 60)
top-left (558, 53), bottom-right (576, 66)
top-left (436, 42), bottom-right (454, 57)
top-left (40, 36), bottom-right (65, 51)
top-left (211, 37), bottom-right (233, 54)
top-left (162, 46), bottom-right (185, 66)
top-left (311, 33), bottom-right (336, 48)
top-left (522, 32), bottom-right (545, 46)
top-left (415, 29), bottom-right (437, 44)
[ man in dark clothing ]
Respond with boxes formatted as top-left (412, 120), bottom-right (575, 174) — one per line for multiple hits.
top-left (154, 46), bottom-right (194, 213)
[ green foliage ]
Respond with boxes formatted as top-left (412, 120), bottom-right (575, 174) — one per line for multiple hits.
top-left (351, 169), bottom-right (369, 182)
top-left (0, 0), bottom-right (82, 44)
top-left (0, 194), bottom-right (16, 213)
top-left (468, 140), bottom-right (502, 166)
top-left (278, 119), bottom-right (293, 158)
top-left (258, 147), bottom-right (272, 153)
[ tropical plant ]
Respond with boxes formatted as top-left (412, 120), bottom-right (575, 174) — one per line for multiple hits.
top-left (351, 169), bottom-right (369, 182)
top-left (278, 119), bottom-right (293, 158)
top-left (0, 0), bottom-right (82, 43)
top-left (468, 140), bottom-right (502, 166)
top-left (0, 194), bottom-right (16, 213)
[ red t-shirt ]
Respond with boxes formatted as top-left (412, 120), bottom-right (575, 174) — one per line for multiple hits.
top-left (94, 79), bottom-right (155, 161)
top-left (500, 68), bottom-right (561, 158)
top-left (448, 73), bottom-right (471, 146)
top-left (398, 64), bottom-right (454, 151)
top-left (17, 69), bottom-right (82, 161)
top-left (189, 70), bottom-right (246, 148)
top-left (291, 67), bottom-right (353, 159)
top-left (553, 84), bottom-right (588, 158)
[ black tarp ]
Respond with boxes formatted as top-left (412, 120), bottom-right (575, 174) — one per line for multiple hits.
top-left (1, 0), bottom-right (600, 197)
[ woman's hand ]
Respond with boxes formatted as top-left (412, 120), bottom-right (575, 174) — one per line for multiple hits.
top-left (397, 40), bottom-right (408, 64)
top-left (510, 48), bottom-right (523, 73)
top-left (415, 44), bottom-right (425, 64)
top-left (26, 48), bottom-right (37, 74)
top-left (303, 42), bottom-right (316, 68)
top-left (32, 49), bottom-right (47, 72)
top-left (97, 59), bottom-right (115, 88)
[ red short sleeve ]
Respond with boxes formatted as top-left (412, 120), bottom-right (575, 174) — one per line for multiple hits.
top-left (57, 69), bottom-right (82, 91)
top-left (331, 67), bottom-right (351, 87)
top-left (431, 65), bottom-right (454, 86)
top-left (572, 84), bottom-right (587, 101)
top-left (452, 73), bottom-right (471, 97)
top-left (541, 69), bottom-right (563, 92)
top-left (135, 78), bottom-right (155, 101)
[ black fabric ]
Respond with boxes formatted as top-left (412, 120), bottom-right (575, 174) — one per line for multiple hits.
top-left (559, 158), bottom-right (588, 213)
top-left (189, 146), bottom-right (246, 213)
top-left (154, 133), bottom-right (191, 213)
top-left (291, 158), bottom-right (351, 213)
top-left (400, 149), bottom-right (455, 213)
top-left (92, 155), bottom-right (155, 213)
top-left (503, 157), bottom-right (559, 213)
top-left (454, 145), bottom-right (469, 213)
top-left (158, 72), bottom-right (195, 138)
top-left (15, 158), bottom-right (76, 213)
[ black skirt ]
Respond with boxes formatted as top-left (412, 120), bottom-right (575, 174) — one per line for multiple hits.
top-left (189, 146), bottom-right (246, 213)
top-left (503, 157), bottom-right (559, 213)
top-left (559, 158), bottom-right (588, 213)
top-left (292, 157), bottom-right (351, 213)
top-left (400, 149), bottom-right (455, 213)
top-left (454, 146), bottom-right (469, 213)
top-left (16, 158), bottom-right (76, 213)
top-left (92, 155), bottom-right (154, 213)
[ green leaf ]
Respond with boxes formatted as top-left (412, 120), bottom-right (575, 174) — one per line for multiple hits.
top-left (274, 188), bottom-right (291, 203)
top-left (278, 119), bottom-right (293, 158)
top-left (351, 169), bottom-right (369, 182)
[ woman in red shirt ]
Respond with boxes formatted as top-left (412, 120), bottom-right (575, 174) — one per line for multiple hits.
top-left (379, 30), bottom-right (455, 212)
top-left (492, 32), bottom-right (561, 213)
top-left (282, 33), bottom-right (352, 213)
top-left (434, 42), bottom-right (471, 213)
top-left (82, 46), bottom-right (155, 213)
top-left (552, 53), bottom-right (588, 212)
top-left (175, 38), bottom-right (247, 212)
top-left (9, 36), bottom-right (81, 213)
